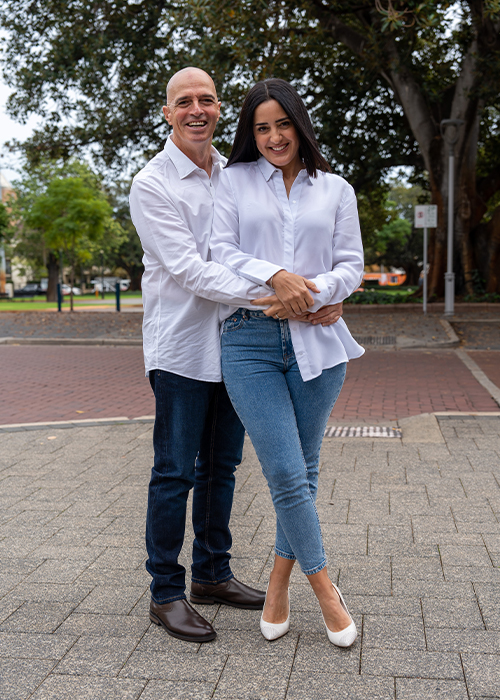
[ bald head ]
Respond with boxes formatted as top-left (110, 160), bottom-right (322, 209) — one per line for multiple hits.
top-left (166, 67), bottom-right (217, 105)
top-left (163, 66), bottom-right (221, 168)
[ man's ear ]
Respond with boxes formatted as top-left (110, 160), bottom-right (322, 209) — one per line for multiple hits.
top-left (162, 105), bottom-right (172, 125)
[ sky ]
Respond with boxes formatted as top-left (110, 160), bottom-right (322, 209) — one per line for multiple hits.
top-left (0, 77), bottom-right (39, 185)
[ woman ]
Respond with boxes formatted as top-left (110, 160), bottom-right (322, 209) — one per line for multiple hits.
top-left (210, 79), bottom-right (364, 646)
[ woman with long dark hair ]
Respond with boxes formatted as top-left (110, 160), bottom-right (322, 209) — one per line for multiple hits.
top-left (210, 79), bottom-right (364, 646)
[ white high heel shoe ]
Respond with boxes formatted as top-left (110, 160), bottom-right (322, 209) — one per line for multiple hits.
top-left (322, 583), bottom-right (357, 647)
top-left (260, 588), bottom-right (290, 641)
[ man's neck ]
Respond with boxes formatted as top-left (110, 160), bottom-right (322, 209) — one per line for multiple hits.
top-left (171, 135), bottom-right (213, 176)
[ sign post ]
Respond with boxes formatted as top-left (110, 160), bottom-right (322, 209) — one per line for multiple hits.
top-left (415, 205), bottom-right (438, 314)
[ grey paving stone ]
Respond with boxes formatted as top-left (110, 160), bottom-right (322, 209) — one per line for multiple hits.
top-left (212, 654), bottom-right (292, 699)
top-left (291, 630), bottom-right (360, 674)
top-left (54, 635), bottom-right (139, 677)
top-left (55, 612), bottom-right (150, 637)
top-left (363, 615), bottom-right (426, 650)
top-left (137, 680), bottom-right (214, 700)
top-left (0, 631), bottom-right (76, 659)
top-left (74, 584), bottom-right (146, 614)
top-left (9, 582), bottom-right (94, 605)
top-left (337, 557), bottom-right (392, 596)
top-left (391, 579), bottom-right (475, 599)
top-left (23, 558), bottom-right (92, 584)
top-left (361, 648), bottom-right (463, 679)
top-left (462, 652), bottom-right (500, 697)
top-left (395, 677), bottom-right (469, 699)
top-left (439, 544), bottom-right (493, 569)
top-left (392, 557), bottom-right (443, 581)
top-left (0, 601), bottom-right (74, 633)
top-left (30, 676), bottom-right (146, 700)
top-left (286, 673), bottom-right (395, 700)
top-left (0, 597), bottom-right (23, 625)
top-left (347, 594), bottom-right (422, 617)
top-left (421, 597), bottom-right (485, 630)
top-left (426, 627), bottom-right (500, 653)
top-left (120, 650), bottom-right (226, 682)
top-left (442, 565), bottom-right (500, 584)
top-left (0, 657), bottom-right (56, 700)
top-left (474, 583), bottom-right (500, 629)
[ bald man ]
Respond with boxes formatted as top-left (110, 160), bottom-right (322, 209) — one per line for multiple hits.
top-left (130, 68), bottom-right (342, 643)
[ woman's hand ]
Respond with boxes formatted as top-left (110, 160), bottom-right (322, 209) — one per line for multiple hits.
top-left (267, 270), bottom-right (320, 314)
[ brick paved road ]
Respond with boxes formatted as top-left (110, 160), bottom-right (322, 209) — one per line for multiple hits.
top-left (0, 346), bottom-right (498, 426)
top-left (467, 350), bottom-right (500, 390)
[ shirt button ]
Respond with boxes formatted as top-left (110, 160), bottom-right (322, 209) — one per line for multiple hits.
top-left (292, 200), bottom-right (296, 203)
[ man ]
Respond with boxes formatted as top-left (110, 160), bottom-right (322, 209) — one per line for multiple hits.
top-left (130, 67), bottom-right (342, 643)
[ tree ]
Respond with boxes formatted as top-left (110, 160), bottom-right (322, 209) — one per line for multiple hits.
top-left (10, 159), bottom-right (124, 303)
top-left (0, 202), bottom-right (11, 296)
top-left (1, 1), bottom-right (500, 296)
top-left (106, 180), bottom-right (144, 291)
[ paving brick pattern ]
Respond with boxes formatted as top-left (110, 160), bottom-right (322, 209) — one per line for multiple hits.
top-left (467, 351), bottom-right (500, 390)
top-left (331, 350), bottom-right (498, 419)
top-left (0, 346), bottom-right (154, 425)
top-left (0, 312), bottom-right (143, 339)
top-left (1, 346), bottom-right (498, 426)
top-left (0, 417), bottom-right (499, 699)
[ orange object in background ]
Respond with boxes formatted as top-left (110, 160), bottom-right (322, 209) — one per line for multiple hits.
top-left (362, 272), bottom-right (407, 287)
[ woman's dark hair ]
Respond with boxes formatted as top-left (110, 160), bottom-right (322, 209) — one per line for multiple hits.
top-left (226, 78), bottom-right (331, 177)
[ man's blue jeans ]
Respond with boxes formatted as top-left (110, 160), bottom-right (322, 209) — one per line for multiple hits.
top-left (221, 310), bottom-right (346, 575)
top-left (146, 369), bottom-right (245, 603)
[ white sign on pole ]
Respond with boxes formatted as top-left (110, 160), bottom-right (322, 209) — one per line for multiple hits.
top-left (414, 205), bottom-right (438, 228)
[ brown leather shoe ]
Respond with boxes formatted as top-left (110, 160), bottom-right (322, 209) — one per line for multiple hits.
top-left (149, 598), bottom-right (216, 642)
top-left (190, 578), bottom-right (266, 609)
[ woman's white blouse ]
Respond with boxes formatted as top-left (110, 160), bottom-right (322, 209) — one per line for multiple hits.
top-left (210, 157), bottom-right (365, 381)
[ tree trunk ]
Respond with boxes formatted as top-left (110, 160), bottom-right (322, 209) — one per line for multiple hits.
top-left (46, 252), bottom-right (59, 302)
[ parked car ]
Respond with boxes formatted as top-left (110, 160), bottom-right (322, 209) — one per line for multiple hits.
top-left (92, 279), bottom-right (130, 292)
top-left (13, 283), bottom-right (44, 297)
top-left (61, 284), bottom-right (81, 295)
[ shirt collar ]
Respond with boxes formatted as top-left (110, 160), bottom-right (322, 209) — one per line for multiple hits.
top-left (257, 155), bottom-right (311, 183)
top-left (165, 136), bottom-right (224, 179)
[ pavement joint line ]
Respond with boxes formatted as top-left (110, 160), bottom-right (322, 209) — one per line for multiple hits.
top-left (455, 348), bottom-right (500, 408)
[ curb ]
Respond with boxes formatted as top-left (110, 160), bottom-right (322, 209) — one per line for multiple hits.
top-left (0, 337), bottom-right (142, 346)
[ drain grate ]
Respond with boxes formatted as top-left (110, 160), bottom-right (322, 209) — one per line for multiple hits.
top-left (324, 425), bottom-right (402, 438)
top-left (354, 335), bottom-right (396, 346)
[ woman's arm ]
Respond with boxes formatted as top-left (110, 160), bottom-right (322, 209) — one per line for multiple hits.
top-left (211, 169), bottom-right (321, 314)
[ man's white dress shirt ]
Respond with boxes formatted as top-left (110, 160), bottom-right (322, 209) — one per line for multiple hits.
top-left (210, 157), bottom-right (365, 381)
top-left (130, 137), bottom-right (267, 382)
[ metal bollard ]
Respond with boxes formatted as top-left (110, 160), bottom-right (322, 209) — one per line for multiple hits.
top-left (115, 282), bottom-right (120, 312)
top-left (57, 283), bottom-right (62, 312)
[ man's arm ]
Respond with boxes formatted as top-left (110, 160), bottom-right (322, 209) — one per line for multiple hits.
top-left (130, 177), bottom-right (270, 305)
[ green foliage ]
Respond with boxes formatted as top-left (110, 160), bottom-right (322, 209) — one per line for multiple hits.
top-left (0, 202), bottom-right (11, 242)
top-left (25, 177), bottom-right (111, 263)
top-left (346, 288), bottom-right (420, 304)
top-left (9, 158), bottom-right (126, 290)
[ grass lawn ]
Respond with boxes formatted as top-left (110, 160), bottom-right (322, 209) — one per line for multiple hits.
top-left (0, 292), bottom-right (143, 311)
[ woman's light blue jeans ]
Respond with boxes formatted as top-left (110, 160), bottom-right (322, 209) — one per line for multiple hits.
top-left (221, 309), bottom-right (346, 575)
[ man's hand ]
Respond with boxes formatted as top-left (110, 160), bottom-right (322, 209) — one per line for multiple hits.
top-left (251, 297), bottom-right (343, 327)
top-left (296, 302), bottom-right (343, 326)
top-left (267, 270), bottom-right (320, 315)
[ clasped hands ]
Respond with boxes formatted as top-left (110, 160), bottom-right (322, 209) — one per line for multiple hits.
top-left (251, 269), bottom-right (342, 327)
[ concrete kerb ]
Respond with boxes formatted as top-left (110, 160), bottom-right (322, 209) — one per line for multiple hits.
top-left (1, 412), bottom-right (498, 437)
top-left (0, 337), bottom-right (142, 346)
